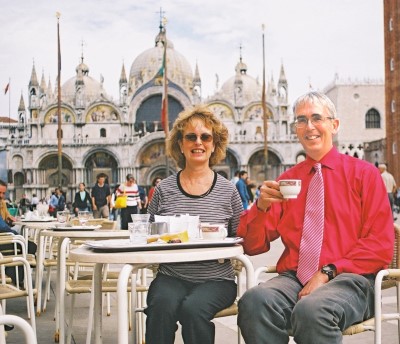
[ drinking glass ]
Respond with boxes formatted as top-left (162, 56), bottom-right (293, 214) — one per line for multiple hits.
top-left (78, 211), bottom-right (90, 226)
top-left (129, 214), bottom-right (150, 243)
top-left (128, 222), bottom-right (149, 244)
top-left (57, 211), bottom-right (69, 224)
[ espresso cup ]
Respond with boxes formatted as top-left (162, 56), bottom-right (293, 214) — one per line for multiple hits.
top-left (279, 179), bottom-right (301, 199)
top-left (200, 223), bottom-right (227, 240)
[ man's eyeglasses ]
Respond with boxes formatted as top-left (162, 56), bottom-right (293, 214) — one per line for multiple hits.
top-left (294, 114), bottom-right (334, 128)
top-left (184, 133), bottom-right (213, 143)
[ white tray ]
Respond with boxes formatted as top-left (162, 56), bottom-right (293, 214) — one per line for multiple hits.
top-left (21, 218), bottom-right (56, 222)
top-left (85, 237), bottom-right (243, 252)
top-left (52, 225), bottom-right (102, 231)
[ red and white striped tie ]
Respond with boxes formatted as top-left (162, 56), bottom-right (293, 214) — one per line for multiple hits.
top-left (297, 163), bottom-right (324, 285)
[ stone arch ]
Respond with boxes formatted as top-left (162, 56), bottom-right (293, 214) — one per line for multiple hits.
top-left (84, 150), bottom-right (119, 185)
top-left (213, 149), bottom-right (239, 180)
top-left (135, 140), bottom-right (176, 185)
top-left (13, 171), bottom-right (25, 202)
top-left (38, 154), bottom-right (73, 187)
top-left (134, 94), bottom-right (184, 134)
top-left (12, 155), bottom-right (23, 171)
top-left (86, 104), bottom-right (120, 123)
top-left (248, 149), bottom-right (282, 184)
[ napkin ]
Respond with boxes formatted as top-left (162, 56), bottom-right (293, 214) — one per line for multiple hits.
top-left (154, 214), bottom-right (200, 239)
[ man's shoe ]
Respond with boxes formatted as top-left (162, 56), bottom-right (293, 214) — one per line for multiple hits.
top-left (5, 325), bottom-right (14, 331)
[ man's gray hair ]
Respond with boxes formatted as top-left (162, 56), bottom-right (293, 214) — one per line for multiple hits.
top-left (292, 91), bottom-right (337, 118)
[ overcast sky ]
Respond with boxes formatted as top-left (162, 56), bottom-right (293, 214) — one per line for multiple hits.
top-left (0, 0), bottom-right (384, 119)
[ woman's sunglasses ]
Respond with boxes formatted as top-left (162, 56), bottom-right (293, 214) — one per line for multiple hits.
top-left (183, 133), bottom-right (213, 143)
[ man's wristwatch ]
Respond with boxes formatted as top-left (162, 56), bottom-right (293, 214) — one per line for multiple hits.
top-left (321, 264), bottom-right (337, 281)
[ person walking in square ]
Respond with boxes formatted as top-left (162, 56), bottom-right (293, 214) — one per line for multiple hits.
top-left (378, 163), bottom-right (397, 220)
top-left (116, 174), bottom-right (141, 229)
top-left (91, 173), bottom-right (111, 219)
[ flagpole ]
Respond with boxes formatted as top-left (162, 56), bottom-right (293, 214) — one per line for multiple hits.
top-left (261, 24), bottom-right (268, 179)
top-left (162, 17), bottom-right (170, 177)
top-left (8, 78), bottom-right (10, 136)
top-left (56, 12), bottom-right (63, 188)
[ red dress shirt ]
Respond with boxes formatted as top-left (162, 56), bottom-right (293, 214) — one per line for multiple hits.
top-left (237, 147), bottom-right (394, 275)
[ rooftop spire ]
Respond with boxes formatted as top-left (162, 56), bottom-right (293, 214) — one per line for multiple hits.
top-left (29, 61), bottom-right (39, 87)
top-left (40, 70), bottom-right (47, 93)
top-left (279, 62), bottom-right (287, 83)
top-left (119, 62), bottom-right (127, 84)
top-left (47, 76), bottom-right (53, 99)
top-left (18, 93), bottom-right (26, 112)
top-left (235, 43), bottom-right (247, 75)
top-left (193, 61), bottom-right (201, 83)
top-left (155, 8), bottom-right (167, 47)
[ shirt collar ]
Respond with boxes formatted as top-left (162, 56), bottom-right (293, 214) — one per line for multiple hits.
top-left (304, 146), bottom-right (338, 173)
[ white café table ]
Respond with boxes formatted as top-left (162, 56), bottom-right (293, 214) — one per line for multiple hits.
top-left (13, 218), bottom-right (57, 251)
top-left (36, 229), bottom-right (129, 343)
top-left (69, 243), bottom-right (255, 344)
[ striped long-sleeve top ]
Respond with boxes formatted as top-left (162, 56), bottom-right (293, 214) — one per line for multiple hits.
top-left (116, 183), bottom-right (140, 207)
top-left (147, 171), bottom-right (243, 283)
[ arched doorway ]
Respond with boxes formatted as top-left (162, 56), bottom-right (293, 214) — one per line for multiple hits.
top-left (84, 151), bottom-right (118, 186)
top-left (38, 155), bottom-right (73, 187)
top-left (214, 150), bottom-right (239, 180)
top-left (13, 171), bottom-right (25, 202)
top-left (248, 150), bottom-right (281, 184)
top-left (135, 95), bottom-right (184, 134)
top-left (137, 141), bottom-right (176, 185)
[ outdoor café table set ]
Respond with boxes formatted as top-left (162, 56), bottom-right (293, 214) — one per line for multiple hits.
top-left (15, 213), bottom-right (255, 344)
top-left (67, 214), bottom-right (255, 344)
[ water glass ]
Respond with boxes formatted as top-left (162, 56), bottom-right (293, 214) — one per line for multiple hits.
top-left (57, 211), bottom-right (69, 224)
top-left (131, 213), bottom-right (150, 223)
top-left (78, 211), bottom-right (90, 226)
top-left (128, 222), bottom-right (149, 244)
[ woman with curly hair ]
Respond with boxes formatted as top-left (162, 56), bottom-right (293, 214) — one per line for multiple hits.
top-left (145, 105), bottom-right (243, 344)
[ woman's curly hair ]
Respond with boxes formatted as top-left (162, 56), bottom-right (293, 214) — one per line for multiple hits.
top-left (166, 105), bottom-right (229, 169)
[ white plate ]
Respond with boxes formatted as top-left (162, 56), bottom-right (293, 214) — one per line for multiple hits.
top-left (21, 218), bottom-right (56, 222)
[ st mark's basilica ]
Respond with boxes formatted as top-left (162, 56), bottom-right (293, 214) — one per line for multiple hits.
top-left (1, 20), bottom-right (385, 202)
top-left (3, 21), bottom-right (303, 201)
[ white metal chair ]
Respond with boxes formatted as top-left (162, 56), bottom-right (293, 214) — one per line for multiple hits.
top-left (0, 314), bottom-right (37, 344)
top-left (254, 223), bottom-right (400, 344)
top-left (58, 237), bottom-right (148, 344)
top-left (0, 255), bottom-right (36, 337)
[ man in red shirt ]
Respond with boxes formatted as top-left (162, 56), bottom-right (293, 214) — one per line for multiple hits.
top-left (237, 91), bottom-right (394, 343)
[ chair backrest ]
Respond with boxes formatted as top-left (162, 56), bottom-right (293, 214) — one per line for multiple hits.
top-left (69, 218), bottom-right (105, 227)
top-left (390, 223), bottom-right (400, 269)
top-left (100, 220), bottom-right (117, 230)
top-left (0, 314), bottom-right (37, 344)
top-left (87, 219), bottom-right (105, 226)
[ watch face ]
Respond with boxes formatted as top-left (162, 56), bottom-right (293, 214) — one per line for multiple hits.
top-left (321, 265), bottom-right (335, 280)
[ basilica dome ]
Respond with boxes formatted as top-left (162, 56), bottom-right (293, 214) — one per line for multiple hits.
top-left (220, 59), bottom-right (261, 104)
top-left (61, 59), bottom-right (108, 104)
top-left (129, 28), bottom-right (194, 96)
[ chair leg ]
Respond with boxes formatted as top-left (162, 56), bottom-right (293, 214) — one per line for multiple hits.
top-left (397, 282), bottom-right (400, 343)
top-left (43, 265), bottom-right (53, 311)
top-left (106, 292), bottom-right (111, 316)
top-left (66, 294), bottom-right (76, 344)
top-left (86, 287), bottom-right (95, 344)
